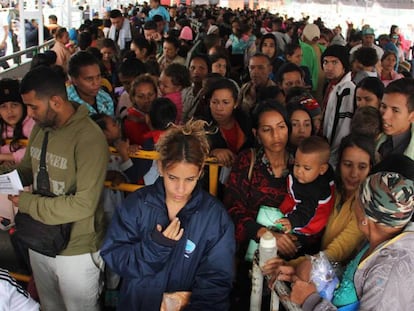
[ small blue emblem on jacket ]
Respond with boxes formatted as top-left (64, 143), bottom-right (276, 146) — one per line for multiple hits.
top-left (184, 240), bottom-right (196, 258)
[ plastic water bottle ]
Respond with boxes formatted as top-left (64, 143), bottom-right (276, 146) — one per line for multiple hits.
top-left (259, 231), bottom-right (277, 268)
top-left (260, 231), bottom-right (279, 311)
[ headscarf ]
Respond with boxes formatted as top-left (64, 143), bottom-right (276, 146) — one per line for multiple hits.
top-left (359, 172), bottom-right (414, 227)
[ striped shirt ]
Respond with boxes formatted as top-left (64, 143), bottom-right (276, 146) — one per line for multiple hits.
top-left (0, 268), bottom-right (39, 311)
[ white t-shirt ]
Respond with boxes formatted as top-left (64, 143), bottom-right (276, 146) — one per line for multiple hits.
top-left (0, 269), bottom-right (39, 311)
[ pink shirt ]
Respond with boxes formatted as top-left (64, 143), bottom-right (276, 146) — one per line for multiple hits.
top-left (164, 91), bottom-right (183, 124)
top-left (0, 116), bottom-right (35, 223)
top-left (0, 116), bottom-right (35, 163)
top-left (381, 71), bottom-right (404, 87)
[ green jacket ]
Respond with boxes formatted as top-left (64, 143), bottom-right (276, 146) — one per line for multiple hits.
top-left (300, 40), bottom-right (326, 92)
top-left (17, 104), bottom-right (109, 256)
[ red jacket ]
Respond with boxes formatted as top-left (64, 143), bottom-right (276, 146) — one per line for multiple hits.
top-left (124, 107), bottom-right (150, 146)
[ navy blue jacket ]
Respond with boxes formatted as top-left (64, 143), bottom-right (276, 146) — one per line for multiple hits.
top-left (101, 178), bottom-right (235, 310)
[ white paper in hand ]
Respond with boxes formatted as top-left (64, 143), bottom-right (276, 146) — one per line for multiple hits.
top-left (0, 170), bottom-right (24, 195)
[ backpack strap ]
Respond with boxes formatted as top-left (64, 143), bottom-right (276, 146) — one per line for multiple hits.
top-left (248, 148), bottom-right (256, 181)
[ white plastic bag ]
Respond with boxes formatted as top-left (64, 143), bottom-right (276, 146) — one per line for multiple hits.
top-left (310, 252), bottom-right (339, 301)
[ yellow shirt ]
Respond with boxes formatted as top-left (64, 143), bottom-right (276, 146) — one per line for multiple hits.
top-left (322, 193), bottom-right (365, 263)
top-left (289, 192), bottom-right (365, 267)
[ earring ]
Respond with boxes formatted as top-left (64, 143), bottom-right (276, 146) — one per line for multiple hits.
top-left (361, 219), bottom-right (367, 226)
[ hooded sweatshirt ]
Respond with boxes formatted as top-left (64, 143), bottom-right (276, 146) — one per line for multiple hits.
top-left (17, 104), bottom-right (109, 255)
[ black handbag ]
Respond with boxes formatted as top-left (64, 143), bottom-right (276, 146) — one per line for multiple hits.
top-left (12, 131), bottom-right (73, 257)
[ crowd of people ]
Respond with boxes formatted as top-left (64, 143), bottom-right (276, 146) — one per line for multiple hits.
top-left (0, 2), bottom-right (414, 311)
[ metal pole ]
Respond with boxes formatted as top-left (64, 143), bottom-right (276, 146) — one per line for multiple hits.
top-left (38, 0), bottom-right (44, 45)
top-left (18, 0), bottom-right (25, 51)
top-left (250, 250), bottom-right (303, 311)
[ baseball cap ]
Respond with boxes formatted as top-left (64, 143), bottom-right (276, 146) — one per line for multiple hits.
top-left (302, 24), bottom-right (320, 41)
top-left (362, 27), bottom-right (375, 36)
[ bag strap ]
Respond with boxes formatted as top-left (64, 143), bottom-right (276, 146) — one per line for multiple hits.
top-left (37, 131), bottom-right (51, 192)
top-left (248, 148), bottom-right (256, 181)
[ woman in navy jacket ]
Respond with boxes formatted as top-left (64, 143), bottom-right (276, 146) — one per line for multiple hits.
top-left (101, 120), bottom-right (235, 310)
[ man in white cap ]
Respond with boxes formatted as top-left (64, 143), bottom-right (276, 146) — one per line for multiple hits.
top-left (300, 23), bottom-right (326, 103)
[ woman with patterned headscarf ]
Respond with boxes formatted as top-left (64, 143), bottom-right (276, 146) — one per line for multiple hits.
top-left (274, 167), bottom-right (414, 311)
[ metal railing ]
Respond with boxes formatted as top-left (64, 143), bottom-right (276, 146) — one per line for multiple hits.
top-left (0, 39), bottom-right (55, 77)
top-left (5, 140), bottom-right (221, 196)
top-left (6, 140), bottom-right (221, 284)
top-left (107, 147), bottom-right (220, 196)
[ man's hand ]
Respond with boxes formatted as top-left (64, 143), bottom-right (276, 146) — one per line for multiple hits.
top-left (273, 232), bottom-right (298, 258)
top-left (210, 148), bottom-right (235, 167)
top-left (157, 218), bottom-right (184, 241)
top-left (295, 259), bottom-right (312, 282)
top-left (262, 257), bottom-right (286, 275)
top-left (346, 20), bottom-right (354, 28)
top-left (290, 276), bottom-right (317, 306)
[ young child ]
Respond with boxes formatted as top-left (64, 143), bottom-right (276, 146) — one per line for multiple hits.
top-left (351, 106), bottom-right (382, 139)
top-left (0, 79), bottom-right (35, 229)
top-left (351, 47), bottom-right (379, 85)
top-left (115, 57), bottom-right (147, 120)
top-left (91, 114), bottom-right (134, 220)
top-left (225, 23), bottom-right (256, 57)
top-left (158, 63), bottom-right (191, 124)
top-left (0, 79), bottom-right (35, 279)
top-left (91, 113), bottom-right (135, 305)
top-left (141, 97), bottom-right (177, 185)
top-left (277, 136), bottom-right (335, 255)
top-left (124, 74), bottom-right (157, 146)
top-left (225, 22), bottom-right (256, 69)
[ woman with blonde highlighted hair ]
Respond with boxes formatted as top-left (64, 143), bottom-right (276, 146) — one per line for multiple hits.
top-left (101, 120), bottom-right (235, 310)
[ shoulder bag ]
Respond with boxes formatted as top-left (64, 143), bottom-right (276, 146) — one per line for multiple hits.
top-left (12, 131), bottom-right (72, 257)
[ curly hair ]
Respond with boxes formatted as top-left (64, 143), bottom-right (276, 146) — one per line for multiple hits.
top-left (156, 119), bottom-right (211, 170)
